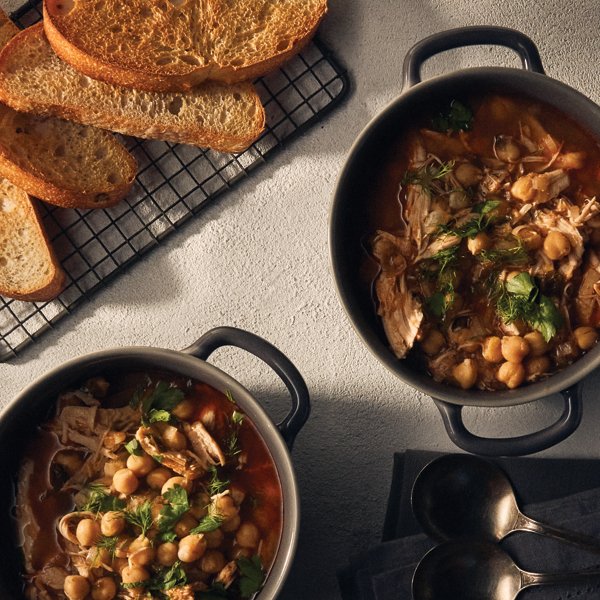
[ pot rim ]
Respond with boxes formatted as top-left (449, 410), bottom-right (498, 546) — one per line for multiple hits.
top-left (2, 345), bottom-right (298, 599)
top-left (330, 66), bottom-right (600, 407)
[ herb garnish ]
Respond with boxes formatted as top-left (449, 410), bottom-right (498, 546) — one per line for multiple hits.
top-left (80, 484), bottom-right (126, 513)
top-left (494, 273), bottom-right (563, 342)
top-left (401, 161), bottom-right (454, 196)
top-left (238, 555), bottom-right (265, 598)
top-left (131, 380), bottom-right (185, 425)
top-left (432, 100), bottom-right (474, 132)
top-left (226, 410), bottom-right (244, 457)
top-left (439, 200), bottom-right (501, 239)
top-left (190, 513), bottom-right (224, 535)
top-left (422, 246), bottom-right (459, 319)
top-left (123, 501), bottom-right (153, 536)
top-left (208, 466), bottom-right (230, 496)
top-left (125, 438), bottom-right (142, 456)
top-left (148, 561), bottom-right (188, 593)
top-left (157, 485), bottom-right (190, 541)
top-left (96, 535), bottom-right (120, 558)
top-left (478, 240), bottom-right (528, 265)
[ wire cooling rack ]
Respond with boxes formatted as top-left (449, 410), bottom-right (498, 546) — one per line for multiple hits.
top-left (0, 2), bottom-right (349, 361)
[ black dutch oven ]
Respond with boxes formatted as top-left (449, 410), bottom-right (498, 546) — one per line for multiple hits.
top-left (0, 326), bottom-right (310, 598)
top-left (330, 26), bottom-right (600, 456)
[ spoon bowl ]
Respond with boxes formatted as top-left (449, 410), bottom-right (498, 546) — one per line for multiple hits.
top-left (411, 454), bottom-right (600, 552)
top-left (412, 541), bottom-right (600, 600)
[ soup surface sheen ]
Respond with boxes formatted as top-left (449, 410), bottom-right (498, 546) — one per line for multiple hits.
top-left (365, 94), bottom-right (600, 390)
top-left (15, 372), bottom-right (282, 600)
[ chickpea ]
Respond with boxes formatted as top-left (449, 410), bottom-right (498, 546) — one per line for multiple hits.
top-left (495, 137), bottom-right (521, 162)
top-left (126, 453), bottom-right (155, 477)
top-left (204, 528), bottom-right (224, 549)
top-left (201, 550), bottom-right (226, 574)
top-left (420, 330), bottom-right (445, 356)
top-left (104, 459), bottom-right (127, 477)
top-left (523, 331), bottom-right (549, 357)
top-left (129, 545), bottom-right (155, 567)
top-left (121, 566), bottom-right (150, 585)
top-left (200, 408), bottom-right (216, 430)
top-left (112, 556), bottom-right (128, 574)
top-left (112, 468), bottom-right (139, 495)
top-left (454, 162), bottom-right (482, 187)
top-left (189, 492), bottom-right (211, 519)
top-left (160, 424), bottom-right (187, 451)
top-left (501, 336), bottom-right (530, 363)
top-left (162, 476), bottom-right (191, 495)
top-left (178, 534), bottom-right (207, 563)
top-left (64, 575), bottom-right (90, 600)
top-left (214, 495), bottom-right (239, 520)
top-left (574, 326), bottom-right (598, 350)
top-left (221, 514), bottom-right (241, 533)
top-left (174, 513), bottom-right (198, 538)
top-left (525, 355), bottom-right (551, 377)
top-left (157, 542), bottom-right (179, 567)
top-left (172, 398), bottom-right (196, 420)
top-left (497, 361), bottom-right (526, 389)
top-left (236, 522), bottom-right (260, 548)
top-left (229, 486), bottom-right (246, 506)
top-left (101, 511), bottom-right (126, 537)
top-left (91, 576), bottom-right (117, 600)
top-left (543, 231), bottom-right (571, 261)
top-left (147, 467), bottom-right (172, 491)
top-left (76, 518), bottom-right (101, 547)
top-left (515, 227), bottom-right (542, 251)
top-left (467, 232), bottom-right (492, 255)
top-left (452, 358), bottom-right (478, 390)
top-left (482, 336), bottom-right (503, 363)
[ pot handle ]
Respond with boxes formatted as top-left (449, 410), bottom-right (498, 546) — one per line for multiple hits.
top-left (403, 26), bottom-right (545, 89)
top-left (182, 327), bottom-right (310, 449)
top-left (432, 383), bottom-right (582, 456)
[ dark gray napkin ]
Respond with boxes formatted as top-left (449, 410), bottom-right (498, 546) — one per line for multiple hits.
top-left (339, 451), bottom-right (600, 600)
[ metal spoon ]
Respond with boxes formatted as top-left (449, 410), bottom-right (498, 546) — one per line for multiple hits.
top-left (412, 540), bottom-right (600, 600)
top-left (411, 454), bottom-right (600, 552)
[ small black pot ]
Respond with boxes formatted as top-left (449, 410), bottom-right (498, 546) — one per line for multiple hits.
top-left (0, 327), bottom-right (310, 599)
top-left (330, 26), bottom-right (600, 457)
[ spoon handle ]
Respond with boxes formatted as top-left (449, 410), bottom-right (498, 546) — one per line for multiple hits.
top-left (519, 513), bottom-right (600, 554)
top-left (522, 566), bottom-right (600, 588)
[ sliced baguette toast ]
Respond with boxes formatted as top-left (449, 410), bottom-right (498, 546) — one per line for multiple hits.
top-left (0, 13), bottom-right (137, 209)
top-left (43, 0), bottom-right (328, 92)
top-left (0, 178), bottom-right (65, 301)
top-left (0, 24), bottom-right (265, 153)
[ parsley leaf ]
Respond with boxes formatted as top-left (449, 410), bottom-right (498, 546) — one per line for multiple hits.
top-left (238, 555), bottom-right (265, 598)
top-left (201, 583), bottom-right (229, 599)
top-left (190, 513), bottom-right (224, 535)
top-left (125, 438), bottom-right (142, 456)
top-left (432, 100), bottom-right (474, 132)
top-left (131, 380), bottom-right (185, 425)
top-left (147, 409), bottom-right (172, 424)
top-left (123, 501), bottom-right (153, 536)
top-left (80, 484), bottom-right (126, 513)
top-left (158, 485), bottom-right (190, 540)
top-left (147, 561), bottom-right (187, 592)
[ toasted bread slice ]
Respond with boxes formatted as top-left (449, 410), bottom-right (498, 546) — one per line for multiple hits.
top-left (0, 24), bottom-right (265, 153)
top-left (0, 179), bottom-right (65, 301)
top-left (43, 0), bottom-right (328, 92)
top-left (0, 13), bottom-right (137, 209)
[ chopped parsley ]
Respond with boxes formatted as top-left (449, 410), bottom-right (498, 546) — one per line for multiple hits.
top-left (422, 246), bottom-right (460, 320)
top-left (432, 100), bottom-right (474, 132)
top-left (123, 501), bottom-right (153, 536)
top-left (494, 273), bottom-right (563, 342)
top-left (125, 438), bottom-right (142, 456)
top-left (147, 561), bottom-right (188, 593)
top-left (190, 513), bottom-right (224, 535)
top-left (158, 485), bottom-right (190, 541)
top-left (80, 484), bottom-right (126, 513)
top-left (238, 556), bottom-right (265, 598)
top-left (131, 380), bottom-right (185, 425)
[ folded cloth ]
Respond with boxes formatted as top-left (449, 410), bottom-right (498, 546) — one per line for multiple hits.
top-left (339, 450), bottom-right (600, 600)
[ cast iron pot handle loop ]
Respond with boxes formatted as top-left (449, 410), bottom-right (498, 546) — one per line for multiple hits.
top-left (182, 327), bottom-right (310, 449)
top-left (403, 25), bottom-right (545, 89)
top-left (432, 383), bottom-right (582, 456)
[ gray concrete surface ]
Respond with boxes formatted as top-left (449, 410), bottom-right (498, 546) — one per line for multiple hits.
top-left (2, 1), bottom-right (600, 598)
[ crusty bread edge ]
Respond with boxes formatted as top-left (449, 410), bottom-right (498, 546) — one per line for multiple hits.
top-left (1, 193), bottom-right (66, 301)
top-left (0, 25), bottom-right (266, 153)
top-left (43, 3), bottom-right (207, 93)
top-left (43, 1), bottom-right (327, 91)
top-left (0, 145), bottom-right (137, 209)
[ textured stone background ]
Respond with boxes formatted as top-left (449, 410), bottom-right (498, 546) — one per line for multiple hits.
top-left (2, 1), bottom-right (600, 598)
